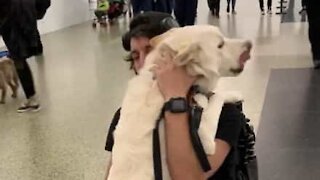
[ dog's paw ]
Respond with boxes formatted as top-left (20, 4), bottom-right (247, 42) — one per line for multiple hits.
top-left (0, 100), bottom-right (5, 104)
top-left (193, 94), bottom-right (208, 108)
top-left (221, 91), bottom-right (243, 103)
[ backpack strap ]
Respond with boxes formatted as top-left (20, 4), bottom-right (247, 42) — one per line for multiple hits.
top-left (152, 106), bottom-right (212, 180)
top-left (153, 109), bottom-right (164, 180)
top-left (189, 105), bottom-right (212, 172)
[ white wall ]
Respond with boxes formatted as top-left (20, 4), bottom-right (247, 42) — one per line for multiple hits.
top-left (1, 0), bottom-right (96, 48)
top-left (38, 0), bottom-right (95, 34)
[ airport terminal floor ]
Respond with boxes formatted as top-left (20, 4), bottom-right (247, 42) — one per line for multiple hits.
top-left (0, 0), bottom-right (319, 179)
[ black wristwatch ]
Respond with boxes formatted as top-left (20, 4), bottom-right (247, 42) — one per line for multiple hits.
top-left (164, 97), bottom-right (189, 113)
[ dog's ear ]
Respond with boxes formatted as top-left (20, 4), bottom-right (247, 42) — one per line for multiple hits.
top-left (174, 42), bottom-right (202, 66)
top-left (158, 43), bottom-right (177, 59)
top-left (150, 28), bottom-right (178, 47)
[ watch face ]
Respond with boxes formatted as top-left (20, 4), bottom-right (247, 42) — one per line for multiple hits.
top-left (171, 98), bottom-right (188, 113)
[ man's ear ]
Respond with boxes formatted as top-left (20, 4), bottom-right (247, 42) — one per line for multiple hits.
top-left (174, 42), bottom-right (202, 66)
top-left (150, 28), bottom-right (178, 47)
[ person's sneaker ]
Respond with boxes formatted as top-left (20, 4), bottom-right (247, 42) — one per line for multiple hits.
top-left (267, 9), bottom-right (272, 14)
top-left (17, 97), bottom-right (41, 113)
top-left (261, 11), bottom-right (265, 15)
top-left (232, 10), bottom-right (237, 14)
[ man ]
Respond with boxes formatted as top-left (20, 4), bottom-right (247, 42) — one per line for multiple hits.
top-left (105, 12), bottom-right (243, 179)
top-left (306, 0), bottom-right (320, 69)
top-left (174, 0), bottom-right (198, 26)
top-left (94, 0), bottom-right (109, 23)
top-left (0, 0), bottom-right (41, 112)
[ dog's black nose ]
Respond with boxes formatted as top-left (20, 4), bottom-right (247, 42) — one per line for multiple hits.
top-left (244, 41), bottom-right (253, 51)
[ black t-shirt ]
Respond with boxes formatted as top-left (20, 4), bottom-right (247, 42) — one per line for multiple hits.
top-left (105, 103), bottom-right (243, 180)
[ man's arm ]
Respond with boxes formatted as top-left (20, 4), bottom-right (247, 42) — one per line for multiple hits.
top-left (164, 112), bottom-right (206, 180)
top-left (165, 112), bottom-right (232, 180)
top-left (153, 59), bottom-right (238, 179)
top-left (205, 139), bottom-right (231, 178)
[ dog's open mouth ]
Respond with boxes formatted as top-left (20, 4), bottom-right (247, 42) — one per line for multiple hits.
top-left (230, 49), bottom-right (251, 74)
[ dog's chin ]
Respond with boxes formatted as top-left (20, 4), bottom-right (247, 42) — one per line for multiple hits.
top-left (230, 67), bottom-right (244, 75)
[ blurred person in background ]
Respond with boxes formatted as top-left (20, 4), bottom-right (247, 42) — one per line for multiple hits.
top-left (174, 0), bottom-right (198, 26)
top-left (258, 0), bottom-right (272, 15)
top-left (299, 0), bottom-right (307, 14)
top-left (226, 0), bottom-right (237, 14)
top-left (94, 0), bottom-right (109, 24)
top-left (0, 0), bottom-right (43, 112)
top-left (306, 0), bottom-right (320, 69)
top-left (208, 0), bottom-right (221, 18)
top-left (131, 0), bottom-right (153, 15)
top-left (154, 0), bottom-right (174, 14)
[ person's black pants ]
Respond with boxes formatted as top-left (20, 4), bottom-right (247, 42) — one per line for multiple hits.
top-left (302, 0), bottom-right (306, 7)
top-left (13, 60), bottom-right (36, 99)
top-left (209, 0), bottom-right (220, 15)
top-left (131, 0), bottom-right (153, 15)
top-left (306, 3), bottom-right (320, 61)
top-left (174, 0), bottom-right (198, 26)
top-left (259, 0), bottom-right (272, 11)
top-left (154, 0), bottom-right (173, 14)
top-left (307, 18), bottom-right (320, 60)
top-left (227, 0), bottom-right (236, 10)
top-left (35, 30), bottom-right (43, 55)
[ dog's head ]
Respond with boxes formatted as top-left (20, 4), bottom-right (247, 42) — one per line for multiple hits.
top-left (147, 25), bottom-right (252, 91)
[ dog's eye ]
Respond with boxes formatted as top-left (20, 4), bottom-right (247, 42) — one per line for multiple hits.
top-left (218, 41), bottom-right (224, 49)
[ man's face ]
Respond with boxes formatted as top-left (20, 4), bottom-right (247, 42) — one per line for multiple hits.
top-left (130, 36), bottom-right (152, 73)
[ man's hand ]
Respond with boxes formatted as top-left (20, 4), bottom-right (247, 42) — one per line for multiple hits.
top-left (151, 53), bottom-right (196, 101)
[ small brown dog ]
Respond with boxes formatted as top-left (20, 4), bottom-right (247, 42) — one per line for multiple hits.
top-left (0, 57), bottom-right (19, 104)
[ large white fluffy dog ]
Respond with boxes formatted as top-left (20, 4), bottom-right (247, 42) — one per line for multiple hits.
top-left (108, 25), bottom-right (252, 180)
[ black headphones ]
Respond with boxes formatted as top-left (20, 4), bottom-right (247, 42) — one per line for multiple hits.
top-left (122, 15), bottom-right (179, 51)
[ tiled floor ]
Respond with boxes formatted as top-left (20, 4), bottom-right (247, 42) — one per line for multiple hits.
top-left (0, 0), bottom-right (314, 179)
top-left (257, 69), bottom-right (320, 180)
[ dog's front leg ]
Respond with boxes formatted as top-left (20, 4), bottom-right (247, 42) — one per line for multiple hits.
top-left (195, 94), bottom-right (225, 155)
top-left (0, 86), bottom-right (6, 104)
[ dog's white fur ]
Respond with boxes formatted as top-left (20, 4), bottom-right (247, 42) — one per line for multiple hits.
top-left (107, 25), bottom-right (251, 180)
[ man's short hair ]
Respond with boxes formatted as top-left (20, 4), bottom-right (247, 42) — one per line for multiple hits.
top-left (122, 11), bottom-right (179, 51)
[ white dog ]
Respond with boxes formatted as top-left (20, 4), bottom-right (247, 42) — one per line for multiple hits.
top-left (107, 25), bottom-right (252, 180)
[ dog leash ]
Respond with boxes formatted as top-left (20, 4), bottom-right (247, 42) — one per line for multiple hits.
top-left (153, 109), bottom-right (164, 180)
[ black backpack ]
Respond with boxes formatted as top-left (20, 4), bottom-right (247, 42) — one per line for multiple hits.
top-left (235, 103), bottom-right (259, 180)
top-left (36, 0), bottom-right (51, 19)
